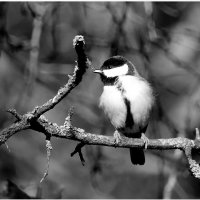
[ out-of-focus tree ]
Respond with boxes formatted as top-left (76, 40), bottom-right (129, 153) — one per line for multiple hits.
top-left (0, 2), bottom-right (200, 199)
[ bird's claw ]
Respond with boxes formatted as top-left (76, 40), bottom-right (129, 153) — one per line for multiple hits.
top-left (141, 133), bottom-right (149, 150)
top-left (113, 130), bottom-right (121, 146)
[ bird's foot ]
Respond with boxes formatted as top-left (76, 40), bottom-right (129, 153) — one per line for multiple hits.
top-left (141, 133), bottom-right (149, 150)
top-left (113, 130), bottom-right (121, 145)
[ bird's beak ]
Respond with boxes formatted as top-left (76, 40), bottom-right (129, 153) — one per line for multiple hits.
top-left (93, 69), bottom-right (103, 74)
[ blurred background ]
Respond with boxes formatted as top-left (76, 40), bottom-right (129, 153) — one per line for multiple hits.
top-left (0, 2), bottom-right (200, 199)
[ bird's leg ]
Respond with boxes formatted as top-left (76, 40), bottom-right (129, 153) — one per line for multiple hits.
top-left (113, 130), bottom-right (122, 145)
top-left (141, 133), bottom-right (149, 149)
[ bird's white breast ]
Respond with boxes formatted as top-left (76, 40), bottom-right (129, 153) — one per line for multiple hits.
top-left (99, 75), bottom-right (154, 132)
top-left (118, 75), bottom-right (154, 125)
top-left (99, 85), bottom-right (127, 128)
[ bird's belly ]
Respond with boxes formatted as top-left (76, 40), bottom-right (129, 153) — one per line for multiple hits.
top-left (99, 86), bottom-right (127, 129)
top-left (99, 77), bottom-right (154, 137)
top-left (118, 76), bottom-right (154, 127)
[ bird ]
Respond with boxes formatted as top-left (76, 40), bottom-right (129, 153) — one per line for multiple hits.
top-left (94, 55), bottom-right (154, 165)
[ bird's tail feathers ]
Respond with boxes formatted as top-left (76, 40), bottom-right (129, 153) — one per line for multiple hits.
top-left (129, 148), bottom-right (145, 165)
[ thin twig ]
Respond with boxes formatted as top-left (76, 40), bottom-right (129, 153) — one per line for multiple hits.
top-left (40, 139), bottom-right (53, 183)
top-left (63, 107), bottom-right (74, 128)
top-left (7, 109), bottom-right (22, 121)
top-left (71, 142), bottom-right (85, 166)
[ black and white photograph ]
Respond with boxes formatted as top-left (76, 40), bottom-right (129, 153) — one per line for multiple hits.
top-left (0, 1), bottom-right (200, 199)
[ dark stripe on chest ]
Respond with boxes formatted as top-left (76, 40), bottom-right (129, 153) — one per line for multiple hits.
top-left (116, 80), bottom-right (134, 129)
top-left (123, 97), bottom-right (134, 128)
top-left (115, 81), bottom-right (150, 137)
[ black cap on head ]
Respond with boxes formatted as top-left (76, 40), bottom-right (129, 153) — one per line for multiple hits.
top-left (93, 56), bottom-right (138, 85)
top-left (101, 56), bottom-right (128, 70)
top-left (101, 55), bottom-right (136, 76)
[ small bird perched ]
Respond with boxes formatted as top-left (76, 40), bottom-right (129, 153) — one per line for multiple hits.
top-left (94, 56), bottom-right (154, 165)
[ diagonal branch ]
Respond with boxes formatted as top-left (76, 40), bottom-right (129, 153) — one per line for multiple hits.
top-left (30, 35), bottom-right (89, 119)
top-left (0, 119), bottom-right (31, 145)
top-left (1, 35), bottom-right (200, 181)
top-left (0, 35), bottom-right (89, 145)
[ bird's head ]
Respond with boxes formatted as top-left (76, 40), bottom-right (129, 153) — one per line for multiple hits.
top-left (94, 56), bottom-right (138, 85)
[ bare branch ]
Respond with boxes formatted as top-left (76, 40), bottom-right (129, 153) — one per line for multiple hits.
top-left (183, 128), bottom-right (200, 179)
top-left (1, 35), bottom-right (200, 181)
top-left (0, 119), bottom-right (31, 146)
top-left (35, 116), bottom-right (200, 178)
top-left (7, 109), bottom-right (22, 121)
top-left (0, 35), bottom-right (89, 145)
top-left (37, 118), bottom-right (199, 151)
top-left (63, 107), bottom-right (74, 128)
top-left (40, 139), bottom-right (53, 183)
top-left (71, 142), bottom-right (85, 166)
top-left (30, 35), bottom-right (89, 119)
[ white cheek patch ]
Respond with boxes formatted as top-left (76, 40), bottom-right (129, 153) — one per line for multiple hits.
top-left (103, 64), bottom-right (129, 77)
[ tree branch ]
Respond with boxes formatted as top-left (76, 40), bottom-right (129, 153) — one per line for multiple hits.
top-left (41, 118), bottom-right (200, 178)
top-left (0, 35), bottom-right (89, 144)
top-left (71, 142), bottom-right (85, 166)
top-left (36, 116), bottom-right (200, 151)
top-left (1, 35), bottom-right (200, 181)
top-left (30, 35), bottom-right (89, 119)
top-left (40, 138), bottom-right (53, 183)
